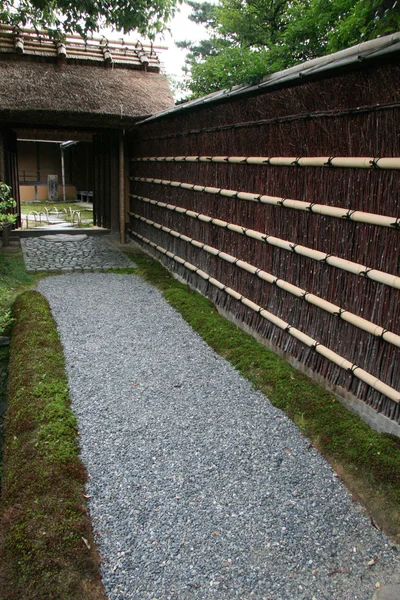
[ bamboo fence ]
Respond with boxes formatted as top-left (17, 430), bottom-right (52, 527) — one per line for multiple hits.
top-left (128, 58), bottom-right (400, 426)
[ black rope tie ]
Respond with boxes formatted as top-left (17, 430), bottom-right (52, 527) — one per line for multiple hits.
top-left (345, 209), bottom-right (356, 220)
top-left (234, 258), bottom-right (240, 265)
top-left (370, 157), bottom-right (381, 169)
top-left (307, 203), bottom-right (316, 213)
top-left (240, 158), bottom-right (247, 163)
top-left (272, 278), bottom-right (279, 287)
top-left (321, 253), bottom-right (333, 264)
top-left (390, 217), bottom-right (400, 230)
top-left (291, 157), bottom-right (301, 167)
top-left (285, 325), bottom-right (291, 333)
top-left (258, 307), bottom-right (264, 314)
top-left (263, 158), bottom-right (271, 165)
top-left (348, 364), bottom-right (359, 375)
top-left (334, 308), bottom-right (346, 319)
top-left (255, 268), bottom-right (262, 276)
top-left (262, 235), bottom-right (270, 243)
top-left (380, 329), bottom-right (389, 341)
top-left (360, 268), bottom-right (373, 278)
top-left (312, 342), bottom-right (320, 351)
top-left (278, 197), bottom-right (287, 207)
top-left (205, 156), bottom-right (212, 162)
top-left (290, 243), bottom-right (298, 253)
top-left (302, 291), bottom-right (309, 301)
top-left (242, 227), bottom-right (248, 235)
top-left (324, 156), bottom-right (335, 167)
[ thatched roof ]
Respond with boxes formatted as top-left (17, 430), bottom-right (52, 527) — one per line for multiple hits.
top-left (0, 24), bottom-right (164, 70)
top-left (0, 26), bottom-right (174, 128)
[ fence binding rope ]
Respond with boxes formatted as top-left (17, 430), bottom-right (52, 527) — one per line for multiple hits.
top-left (130, 193), bottom-right (400, 290)
top-left (130, 210), bottom-right (400, 349)
top-left (128, 226), bottom-right (400, 405)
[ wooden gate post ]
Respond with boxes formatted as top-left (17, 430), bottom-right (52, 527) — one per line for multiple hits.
top-left (119, 130), bottom-right (125, 244)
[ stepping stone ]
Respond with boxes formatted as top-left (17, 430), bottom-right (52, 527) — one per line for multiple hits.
top-left (41, 234), bottom-right (88, 242)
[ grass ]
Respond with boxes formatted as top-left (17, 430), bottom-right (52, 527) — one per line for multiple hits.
top-left (0, 249), bottom-right (36, 477)
top-left (0, 291), bottom-right (106, 600)
top-left (119, 247), bottom-right (400, 543)
top-left (21, 201), bottom-right (93, 228)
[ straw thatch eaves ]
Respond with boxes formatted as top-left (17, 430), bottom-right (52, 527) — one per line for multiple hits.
top-left (140, 32), bottom-right (400, 124)
top-left (0, 25), bottom-right (174, 128)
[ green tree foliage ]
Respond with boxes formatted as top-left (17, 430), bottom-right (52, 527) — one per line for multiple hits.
top-left (0, 0), bottom-right (179, 38)
top-left (183, 0), bottom-right (400, 97)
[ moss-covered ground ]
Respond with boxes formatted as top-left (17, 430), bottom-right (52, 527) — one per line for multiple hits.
top-left (0, 291), bottom-right (106, 600)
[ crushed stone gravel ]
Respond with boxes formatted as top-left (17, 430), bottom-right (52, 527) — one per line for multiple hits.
top-left (37, 273), bottom-right (400, 600)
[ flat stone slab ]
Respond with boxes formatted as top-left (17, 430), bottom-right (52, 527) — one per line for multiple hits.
top-left (21, 234), bottom-right (135, 272)
top-left (372, 582), bottom-right (400, 599)
top-left (41, 234), bottom-right (88, 242)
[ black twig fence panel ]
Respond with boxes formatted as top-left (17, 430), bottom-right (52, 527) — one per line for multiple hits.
top-left (128, 60), bottom-right (400, 427)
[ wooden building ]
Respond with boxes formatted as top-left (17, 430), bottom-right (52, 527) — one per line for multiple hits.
top-left (0, 24), bottom-right (174, 232)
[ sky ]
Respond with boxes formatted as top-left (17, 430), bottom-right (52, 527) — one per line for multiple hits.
top-left (103, 2), bottom-right (212, 99)
top-left (158, 2), bottom-right (209, 82)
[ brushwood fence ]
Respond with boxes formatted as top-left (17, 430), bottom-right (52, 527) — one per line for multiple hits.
top-left (128, 60), bottom-right (400, 431)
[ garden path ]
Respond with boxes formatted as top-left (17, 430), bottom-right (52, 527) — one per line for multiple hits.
top-left (36, 271), bottom-right (400, 600)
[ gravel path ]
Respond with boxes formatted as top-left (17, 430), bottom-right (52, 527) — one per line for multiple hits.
top-left (37, 274), bottom-right (399, 600)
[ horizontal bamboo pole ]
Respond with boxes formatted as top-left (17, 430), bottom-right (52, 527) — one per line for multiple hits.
top-left (131, 177), bottom-right (400, 231)
top-left (131, 211), bottom-right (400, 348)
top-left (133, 155), bottom-right (400, 170)
top-left (0, 38), bottom-right (158, 65)
top-left (130, 193), bottom-right (400, 290)
top-left (129, 228), bottom-right (400, 405)
top-left (9, 40), bottom-right (157, 63)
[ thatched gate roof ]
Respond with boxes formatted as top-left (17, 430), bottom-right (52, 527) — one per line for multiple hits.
top-left (0, 26), bottom-right (174, 128)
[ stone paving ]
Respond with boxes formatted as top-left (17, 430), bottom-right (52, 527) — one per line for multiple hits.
top-left (21, 233), bottom-right (134, 273)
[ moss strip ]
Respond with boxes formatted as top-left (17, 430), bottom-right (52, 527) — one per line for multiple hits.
top-left (0, 291), bottom-right (106, 600)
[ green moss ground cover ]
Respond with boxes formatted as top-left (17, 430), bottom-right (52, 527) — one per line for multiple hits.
top-left (0, 291), bottom-right (106, 600)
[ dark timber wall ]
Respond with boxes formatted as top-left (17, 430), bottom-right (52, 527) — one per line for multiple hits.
top-left (93, 130), bottom-right (119, 230)
top-left (129, 60), bottom-right (400, 429)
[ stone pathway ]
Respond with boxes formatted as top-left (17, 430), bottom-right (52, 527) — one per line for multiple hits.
top-left (21, 234), bottom-right (134, 273)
